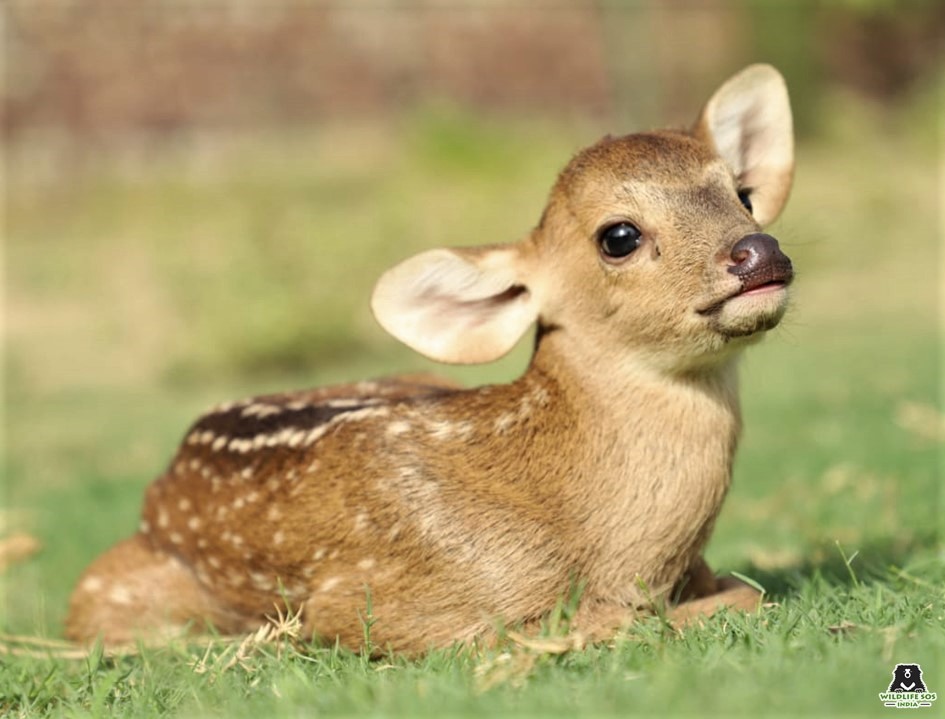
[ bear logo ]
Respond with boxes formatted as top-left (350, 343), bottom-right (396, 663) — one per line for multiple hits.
top-left (888, 664), bottom-right (927, 693)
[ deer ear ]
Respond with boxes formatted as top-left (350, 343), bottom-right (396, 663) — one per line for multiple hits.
top-left (371, 245), bottom-right (538, 364)
top-left (694, 64), bottom-right (794, 226)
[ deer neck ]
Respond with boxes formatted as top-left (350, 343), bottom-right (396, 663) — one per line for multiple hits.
top-left (520, 328), bottom-right (743, 596)
top-left (526, 325), bottom-right (743, 437)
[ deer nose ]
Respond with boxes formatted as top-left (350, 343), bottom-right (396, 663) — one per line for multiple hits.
top-left (727, 233), bottom-right (793, 290)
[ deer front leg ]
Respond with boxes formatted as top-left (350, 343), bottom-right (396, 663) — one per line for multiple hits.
top-left (667, 556), bottom-right (762, 626)
top-left (571, 558), bottom-right (761, 643)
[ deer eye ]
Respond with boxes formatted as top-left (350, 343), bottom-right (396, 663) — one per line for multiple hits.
top-left (598, 222), bottom-right (642, 260)
top-left (738, 189), bottom-right (753, 214)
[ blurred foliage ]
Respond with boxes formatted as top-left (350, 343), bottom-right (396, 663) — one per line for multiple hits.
top-left (5, 111), bottom-right (583, 393)
top-left (744, 2), bottom-right (824, 136)
top-left (6, 1), bottom-right (944, 142)
top-left (744, 0), bottom-right (944, 136)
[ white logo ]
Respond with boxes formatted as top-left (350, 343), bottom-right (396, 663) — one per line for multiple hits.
top-left (879, 663), bottom-right (937, 709)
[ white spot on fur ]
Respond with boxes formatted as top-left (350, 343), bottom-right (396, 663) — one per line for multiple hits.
top-left (326, 397), bottom-right (381, 408)
top-left (108, 584), bottom-right (133, 606)
top-left (231, 534), bottom-right (244, 546)
top-left (228, 438), bottom-right (251, 453)
top-left (494, 413), bottom-right (515, 434)
top-left (157, 507), bottom-right (169, 529)
top-left (288, 430), bottom-right (307, 448)
top-left (245, 491), bottom-right (259, 503)
top-left (304, 427), bottom-right (328, 446)
top-left (197, 538), bottom-right (208, 549)
top-left (232, 497), bottom-right (245, 510)
top-left (250, 571), bottom-right (273, 590)
top-left (353, 512), bottom-right (370, 532)
top-left (532, 386), bottom-right (551, 407)
top-left (169, 532), bottom-right (183, 545)
top-left (139, 519), bottom-right (150, 534)
top-left (273, 531), bottom-right (285, 545)
top-left (319, 577), bottom-right (340, 592)
top-left (329, 549), bottom-right (340, 560)
top-left (207, 555), bottom-right (222, 569)
top-left (81, 576), bottom-right (104, 593)
top-left (266, 505), bottom-right (282, 521)
top-left (517, 395), bottom-right (535, 419)
top-left (241, 466), bottom-right (254, 480)
top-left (178, 498), bottom-right (192, 512)
top-left (270, 428), bottom-right (296, 446)
top-left (342, 407), bottom-right (391, 424)
top-left (187, 516), bottom-right (201, 531)
top-left (212, 436), bottom-right (228, 451)
top-left (306, 460), bottom-right (321, 474)
top-left (242, 403), bottom-right (283, 419)
top-left (313, 548), bottom-right (326, 561)
top-left (189, 458), bottom-right (202, 471)
top-left (357, 558), bottom-right (376, 571)
top-left (386, 420), bottom-right (411, 437)
top-left (427, 419), bottom-right (455, 440)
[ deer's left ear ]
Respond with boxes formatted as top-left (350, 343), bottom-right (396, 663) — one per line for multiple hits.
top-left (694, 64), bottom-right (794, 227)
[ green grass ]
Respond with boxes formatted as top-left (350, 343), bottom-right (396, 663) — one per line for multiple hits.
top-left (3, 96), bottom-right (942, 716)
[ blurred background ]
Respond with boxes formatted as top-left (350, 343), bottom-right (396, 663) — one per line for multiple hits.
top-left (3, 0), bottom-right (943, 634)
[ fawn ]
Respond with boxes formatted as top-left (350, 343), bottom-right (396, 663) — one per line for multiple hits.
top-left (67, 64), bottom-right (795, 653)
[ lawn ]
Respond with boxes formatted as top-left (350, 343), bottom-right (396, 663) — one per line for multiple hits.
top-left (3, 93), bottom-right (942, 716)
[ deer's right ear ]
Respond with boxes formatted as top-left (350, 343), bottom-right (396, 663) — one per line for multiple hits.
top-left (371, 245), bottom-right (539, 364)
top-left (694, 64), bottom-right (794, 227)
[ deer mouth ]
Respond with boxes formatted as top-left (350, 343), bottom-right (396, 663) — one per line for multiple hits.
top-left (697, 262), bottom-right (794, 316)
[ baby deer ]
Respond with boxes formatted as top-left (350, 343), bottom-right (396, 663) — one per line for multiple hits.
top-left (67, 65), bottom-right (795, 653)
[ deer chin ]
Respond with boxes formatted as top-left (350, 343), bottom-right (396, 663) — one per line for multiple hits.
top-left (712, 284), bottom-right (790, 338)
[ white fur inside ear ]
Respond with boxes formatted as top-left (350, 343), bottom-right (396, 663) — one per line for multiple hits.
top-left (699, 64), bottom-right (794, 226)
top-left (371, 247), bottom-right (537, 364)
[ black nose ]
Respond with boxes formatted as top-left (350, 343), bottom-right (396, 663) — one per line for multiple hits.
top-left (728, 233), bottom-right (794, 290)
